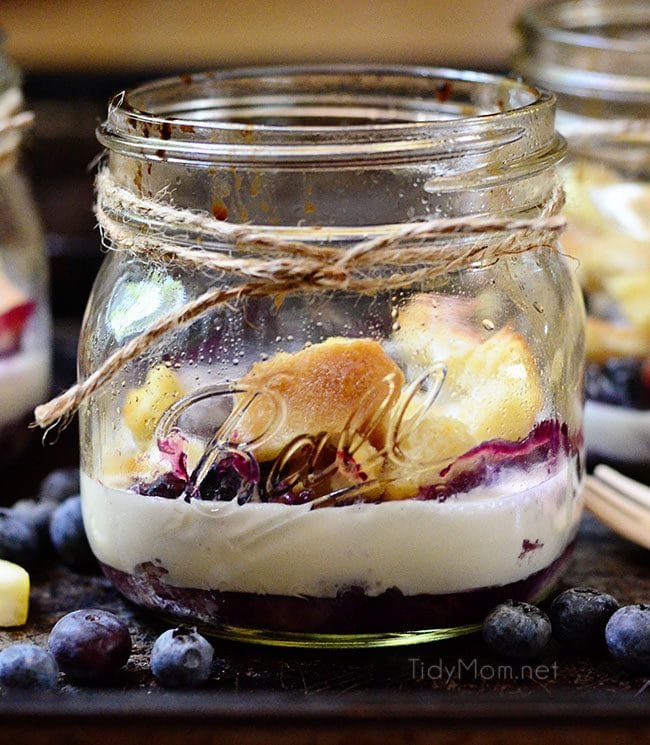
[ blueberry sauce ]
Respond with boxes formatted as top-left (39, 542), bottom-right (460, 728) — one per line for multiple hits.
top-left (421, 419), bottom-right (575, 502)
top-left (100, 543), bottom-right (575, 634)
top-left (586, 359), bottom-right (650, 410)
top-left (133, 419), bottom-right (576, 507)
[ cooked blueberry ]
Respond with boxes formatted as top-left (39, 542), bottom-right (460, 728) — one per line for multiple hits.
top-left (483, 600), bottom-right (552, 659)
top-left (190, 450), bottom-right (259, 503)
top-left (0, 509), bottom-right (40, 569)
top-left (135, 472), bottom-right (186, 500)
top-left (605, 604), bottom-right (650, 674)
top-left (12, 499), bottom-right (57, 543)
top-left (274, 488), bottom-right (314, 505)
top-left (38, 468), bottom-right (80, 504)
top-left (194, 461), bottom-right (243, 502)
top-left (48, 609), bottom-right (132, 684)
top-left (150, 627), bottom-right (213, 688)
top-left (585, 358), bottom-right (649, 409)
top-left (0, 643), bottom-right (59, 690)
top-left (48, 496), bottom-right (95, 571)
top-left (549, 587), bottom-right (619, 651)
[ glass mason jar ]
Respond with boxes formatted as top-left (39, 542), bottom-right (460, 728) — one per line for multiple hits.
top-left (79, 66), bottom-right (584, 648)
top-left (515, 0), bottom-right (650, 465)
top-left (0, 38), bottom-right (51, 465)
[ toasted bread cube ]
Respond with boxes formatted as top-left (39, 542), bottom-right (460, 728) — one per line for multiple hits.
top-left (453, 327), bottom-right (542, 443)
top-left (585, 316), bottom-right (650, 364)
top-left (384, 406), bottom-right (476, 500)
top-left (233, 337), bottom-right (404, 462)
top-left (123, 364), bottom-right (184, 445)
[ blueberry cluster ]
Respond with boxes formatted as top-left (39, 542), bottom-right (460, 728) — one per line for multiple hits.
top-left (0, 467), bottom-right (95, 572)
top-left (585, 359), bottom-right (650, 410)
top-left (0, 467), bottom-right (218, 692)
top-left (482, 588), bottom-right (650, 674)
top-left (0, 609), bottom-right (133, 690)
top-left (0, 609), bottom-right (214, 690)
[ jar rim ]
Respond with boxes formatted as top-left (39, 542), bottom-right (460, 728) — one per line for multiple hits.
top-left (518, 0), bottom-right (650, 53)
top-left (97, 64), bottom-right (561, 167)
top-left (515, 0), bottom-right (650, 103)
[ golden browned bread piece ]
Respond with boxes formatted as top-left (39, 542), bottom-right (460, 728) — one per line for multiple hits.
top-left (562, 161), bottom-right (650, 291)
top-left (233, 337), bottom-right (404, 462)
top-left (383, 400), bottom-right (476, 500)
top-left (451, 326), bottom-right (542, 443)
top-left (123, 364), bottom-right (185, 446)
top-left (382, 325), bottom-right (541, 500)
top-left (390, 293), bottom-right (479, 380)
top-left (604, 271), bottom-right (650, 337)
top-left (586, 316), bottom-right (650, 364)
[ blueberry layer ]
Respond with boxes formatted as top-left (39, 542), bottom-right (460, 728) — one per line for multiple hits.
top-left (100, 544), bottom-right (574, 634)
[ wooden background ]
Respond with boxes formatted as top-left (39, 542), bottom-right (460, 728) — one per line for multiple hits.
top-left (3, 0), bottom-right (547, 72)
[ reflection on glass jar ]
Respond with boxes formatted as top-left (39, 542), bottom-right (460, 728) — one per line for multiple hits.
top-left (78, 66), bottom-right (584, 647)
top-left (515, 0), bottom-right (650, 464)
top-left (0, 38), bottom-right (51, 465)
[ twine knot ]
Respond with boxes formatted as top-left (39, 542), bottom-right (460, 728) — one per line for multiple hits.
top-left (34, 168), bottom-right (567, 430)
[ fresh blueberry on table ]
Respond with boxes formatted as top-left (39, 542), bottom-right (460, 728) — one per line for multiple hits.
top-left (11, 499), bottom-right (58, 543)
top-left (549, 587), bottom-right (620, 652)
top-left (48, 495), bottom-right (95, 571)
top-left (0, 643), bottom-right (59, 690)
top-left (150, 627), bottom-right (213, 688)
top-left (483, 600), bottom-right (552, 660)
top-left (605, 604), bottom-right (650, 674)
top-left (0, 509), bottom-right (41, 569)
top-left (47, 609), bottom-right (132, 684)
top-left (38, 468), bottom-right (80, 504)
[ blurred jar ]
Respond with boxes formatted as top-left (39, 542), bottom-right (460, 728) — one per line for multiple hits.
top-left (0, 37), bottom-right (51, 464)
top-left (78, 66), bottom-right (584, 647)
top-left (515, 0), bottom-right (650, 464)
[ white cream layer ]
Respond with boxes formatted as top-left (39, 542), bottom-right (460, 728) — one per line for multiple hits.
top-left (0, 349), bottom-right (50, 427)
top-left (81, 462), bottom-right (581, 598)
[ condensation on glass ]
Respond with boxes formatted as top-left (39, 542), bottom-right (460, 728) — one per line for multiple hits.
top-left (79, 66), bottom-right (585, 647)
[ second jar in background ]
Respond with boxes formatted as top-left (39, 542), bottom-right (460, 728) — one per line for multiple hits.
top-left (516, 0), bottom-right (650, 465)
top-left (0, 38), bottom-right (51, 466)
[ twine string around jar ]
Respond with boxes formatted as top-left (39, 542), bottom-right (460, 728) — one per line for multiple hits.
top-left (33, 168), bottom-right (568, 431)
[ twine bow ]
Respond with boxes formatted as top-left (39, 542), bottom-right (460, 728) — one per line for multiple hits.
top-left (34, 168), bottom-right (567, 430)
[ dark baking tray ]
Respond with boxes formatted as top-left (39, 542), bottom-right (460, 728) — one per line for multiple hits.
top-left (0, 435), bottom-right (648, 745)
